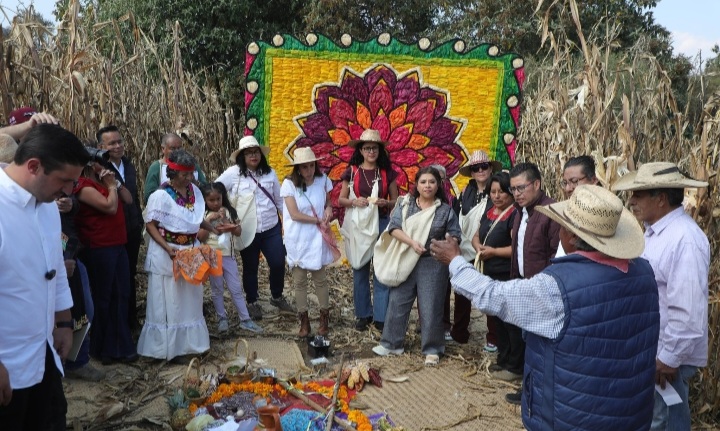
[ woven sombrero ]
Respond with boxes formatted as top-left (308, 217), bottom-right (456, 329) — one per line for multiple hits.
top-left (535, 185), bottom-right (644, 259)
top-left (611, 162), bottom-right (707, 191)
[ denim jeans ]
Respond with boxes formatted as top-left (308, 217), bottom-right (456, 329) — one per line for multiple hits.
top-left (240, 222), bottom-right (286, 303)
top-left (651, 365), bottom-right (697, 431)
top-left (353, 216), bottom-right (389, 321)
top-left (65, 259), bottom-right (93, 370)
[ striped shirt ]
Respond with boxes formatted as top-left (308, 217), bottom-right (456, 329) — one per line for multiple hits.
top-left (449, 256), bottom-right (565, 339)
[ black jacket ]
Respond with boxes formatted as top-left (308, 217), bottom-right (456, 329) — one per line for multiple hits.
top-left (108, 156), bottom-right (143, 232)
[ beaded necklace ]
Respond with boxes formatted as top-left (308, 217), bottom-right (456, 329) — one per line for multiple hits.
top-left (163, 182), bottom-right (195, 211)
top-left (360, 166), bottom-right (379, 189)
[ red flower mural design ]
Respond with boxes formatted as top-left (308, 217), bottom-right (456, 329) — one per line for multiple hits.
top-left (288, 64), bottom-right (467, 210)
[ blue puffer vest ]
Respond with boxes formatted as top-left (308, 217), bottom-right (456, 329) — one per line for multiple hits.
top-left (522, 254), bottom-right (659, 431)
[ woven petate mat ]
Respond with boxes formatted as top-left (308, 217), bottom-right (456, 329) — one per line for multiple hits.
top-left (356, 355), bottom-right (525, 431)
top-left (221, 337), bottom-right (307, 379)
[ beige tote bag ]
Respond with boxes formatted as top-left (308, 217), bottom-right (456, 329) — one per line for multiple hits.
top-left (373, 196), bottom-right (440, 287)
top-left (231, 188), bottom-right (258, 252)
top-left (339, 170), bottom-right (380, 269)
top-left (458, 197), bottom-right (488, 261)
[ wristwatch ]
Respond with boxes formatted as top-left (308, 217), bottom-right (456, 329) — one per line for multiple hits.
top-left (55, 320), bottom-right (74, 329)
top-left (115, 180), bottom-right (124, 191)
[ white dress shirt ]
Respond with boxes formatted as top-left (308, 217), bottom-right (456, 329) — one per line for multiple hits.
top-left (0, 167), bottom-right (73, 389)
top-left (217, 165), bottom-right (282, 233)
top-left (516, 207), bottom-right (529, 277)
top-left (642, 207), bottom-right (709, 368)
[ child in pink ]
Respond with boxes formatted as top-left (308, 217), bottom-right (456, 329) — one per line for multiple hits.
top-left (198, 182), bottom-right (262, 333)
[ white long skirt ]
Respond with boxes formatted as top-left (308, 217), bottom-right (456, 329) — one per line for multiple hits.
top-left (137, 273), bottom-right (210, 360)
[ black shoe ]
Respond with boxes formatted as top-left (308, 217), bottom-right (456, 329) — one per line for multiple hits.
top-left (489, 364), bottom-right (504, 372)
top-left (270, 296), bottom-right (296, 315)
top-left (354, 317), bottom-right (372, 331)
top-left (372, 321), bottom-right (384, 332)
top-left (119, 353), bottom-right (139, 363)
top-left (247, 302), bottom-right (263, 321)
top-left (505, 390), bottom-right (522, 405)
top-left (170, 355), bottom-right (194, 365)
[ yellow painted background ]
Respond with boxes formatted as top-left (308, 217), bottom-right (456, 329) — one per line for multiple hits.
top-left (264, 55), bottom-right (503, 190)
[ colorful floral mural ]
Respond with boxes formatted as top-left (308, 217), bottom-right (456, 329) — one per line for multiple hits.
top-left (244, 33), bottom-right (524, 206)
top-left (289, 64), bottom-right (466, 206)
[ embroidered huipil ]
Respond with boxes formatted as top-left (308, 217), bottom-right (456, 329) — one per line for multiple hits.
top-left (0, 167), bottom-right (73, 389)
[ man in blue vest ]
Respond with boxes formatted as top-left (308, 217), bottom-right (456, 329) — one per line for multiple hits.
top-left (430, 185), bottom-right (660, 431)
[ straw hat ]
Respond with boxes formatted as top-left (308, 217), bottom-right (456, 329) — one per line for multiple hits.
top-left (287, 147), bottom-right (324, 166)
top-left (229, 136), bottom-right (270, 162)
top-left (348, 129), bottom-right (389, 148)
top-left (535, 185), bottom-right (644, 259)
top-left (0, 134), bottom-right (18, 164)
top-left (611, 162), bottom-right (708, 191)
top-left (458, 150), bottom-right (502, 177)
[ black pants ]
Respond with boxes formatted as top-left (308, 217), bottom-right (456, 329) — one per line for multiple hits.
top-left (0, 343), bottom-right (67, 430)
top-left (495, 318), bottom-right (525, 374)
top-left (125, 226), bottom-right (143, 330)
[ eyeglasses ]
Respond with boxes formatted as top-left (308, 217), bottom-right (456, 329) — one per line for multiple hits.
top-left (244, 150), bottom-right (262, 157)
top-left (560, 176), bottom-right (587, 188)
top-left (361, 146), bottom-right (380, 153)
top-left (470, 163), bottom-right (491, 173)
top-left (509, 182), bottom-right (534, 195)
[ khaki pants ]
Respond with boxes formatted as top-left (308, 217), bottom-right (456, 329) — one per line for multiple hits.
top-left (292, 266), bottom-right (329, 313)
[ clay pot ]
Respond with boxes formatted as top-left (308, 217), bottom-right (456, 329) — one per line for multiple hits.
top-left (256, 404), bottom-right (283, 431)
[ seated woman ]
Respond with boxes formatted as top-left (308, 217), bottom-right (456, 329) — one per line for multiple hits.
top-left (74, 146), bottom-right (136, 364)
top-left (137, 149), bottom-right (217, 363)
top-left (372, 166), bottom-right (461, 366)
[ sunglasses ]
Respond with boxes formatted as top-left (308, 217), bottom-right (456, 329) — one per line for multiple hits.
top-left (470, 163), bottom-right (491, 173)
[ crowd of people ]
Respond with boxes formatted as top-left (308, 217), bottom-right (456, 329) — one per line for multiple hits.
top-left (0, 111), bottom-right (710, 431)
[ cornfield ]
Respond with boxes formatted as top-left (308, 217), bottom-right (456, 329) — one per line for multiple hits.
top-left (1, 0), bottom-right (718, 426)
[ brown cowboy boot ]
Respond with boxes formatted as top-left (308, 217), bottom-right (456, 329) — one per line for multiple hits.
top-left (318, 309), bottom-right (330, 336)
top-left (298, 311), bottom-right (310, 338)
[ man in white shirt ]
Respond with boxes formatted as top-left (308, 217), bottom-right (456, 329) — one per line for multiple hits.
top-left (612, 162), bottom-right (709, 431)
top-left (0, 124), bottom-right (90, 429)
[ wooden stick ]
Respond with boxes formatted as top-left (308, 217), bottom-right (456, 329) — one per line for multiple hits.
top-left (278, 380), bottom-right (358, 431)
top-left (326, 353), bottom-right (346, 431)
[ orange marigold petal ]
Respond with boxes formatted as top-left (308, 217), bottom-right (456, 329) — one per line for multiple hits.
top-left (329, 129), bottom-right (351, 145)
top-left (389, 103), bottom-right (407, 129)
top-left (407, 133), bottom-right (430, 150)
top-left (356, 103), bottom-right (372, 130)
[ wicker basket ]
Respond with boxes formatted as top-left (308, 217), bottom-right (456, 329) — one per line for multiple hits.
top-left (183, 357), bottom-right (207, 406)
top-left (226, 338), bottom-right (254, 384)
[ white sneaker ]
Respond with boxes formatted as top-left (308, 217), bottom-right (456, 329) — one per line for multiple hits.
top-left (372, 344), bottom-right (404, 356)
top-left (424, 354), bottom-right (440, 366)
top-left (217, 318), bottom-right (229, 333)
top-left (444, 331), bottom-right (453, 342)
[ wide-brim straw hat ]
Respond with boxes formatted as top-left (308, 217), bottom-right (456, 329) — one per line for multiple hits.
top-left (347, 129), bottom-right (389, 148)
top-left (287, 147), bottom-right (324, 166)
top-left (535, 185), bottom-right (644, 259)
top-left (0, 134), bottom-right (18, 164)
top-left (458, 150), bottom-right (502, 177)
top-left (229, 135), bottom-right (270, 162)
top-left (611, 162), bottom-right (708, 191)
